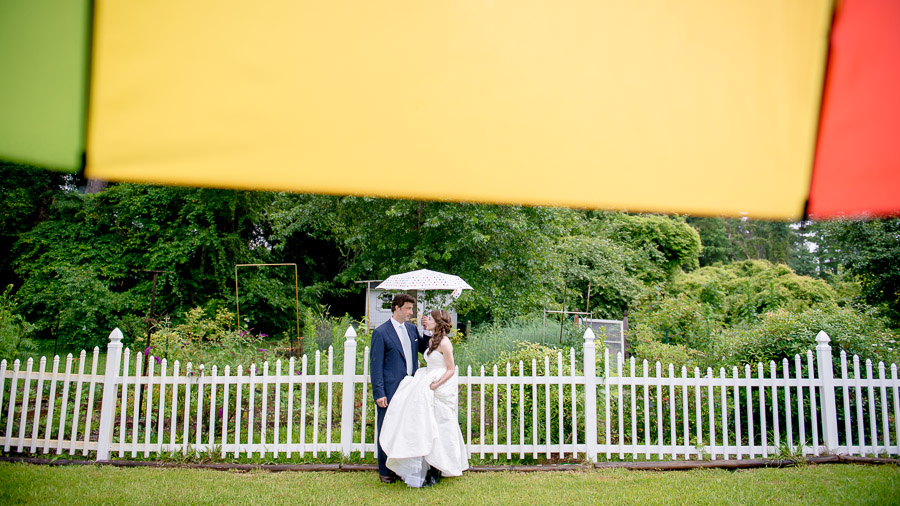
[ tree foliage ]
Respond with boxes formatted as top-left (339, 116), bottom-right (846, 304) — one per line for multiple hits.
top-left (10, 183), bottom-right (279, 348)
top-left (669, 260), bottom-right (837, 325)
top-left (687, 217), bottom-right (793, 267)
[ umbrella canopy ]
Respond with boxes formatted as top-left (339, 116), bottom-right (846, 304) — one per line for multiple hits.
top-left (2, 0), bottom-right (898, 219)
top-left (376, 269), bottom-right (473, 294)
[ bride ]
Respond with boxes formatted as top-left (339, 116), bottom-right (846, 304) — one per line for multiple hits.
top-left (379, 309), bottom-right (469, 487)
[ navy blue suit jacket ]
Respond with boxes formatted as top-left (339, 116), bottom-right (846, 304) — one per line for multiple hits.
top-left (370, 319), bottom-right (428, 402)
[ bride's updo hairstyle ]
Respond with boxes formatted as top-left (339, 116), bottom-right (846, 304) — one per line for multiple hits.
top-left (428, 309), bottom-right (453, 353)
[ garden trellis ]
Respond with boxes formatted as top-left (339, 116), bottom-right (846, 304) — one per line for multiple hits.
top-left (1, 327), bottom-right (899, 462)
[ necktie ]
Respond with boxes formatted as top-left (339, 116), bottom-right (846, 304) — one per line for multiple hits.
top-left (398, 323), bottom-right (413, 375)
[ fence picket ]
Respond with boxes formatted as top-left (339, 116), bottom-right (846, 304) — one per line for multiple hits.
top-left (273, 361), bottom-right (281, 457)
top-left (630, 358), bottom-right (637, 460)
top-left (143, 356), bottom-right (154, 458)
top-left (795, 355), bottom-right (805, 456)
top-left (518, 361), bottom-right (524, 460)
top-left (733, 366), bottom-right (741, 460)
top-left (209, 366), bottom-right (217, 454)
top-left (130, 353), bottom-right (141, 458)
top-left (327, 347), bottom-right (334, 457)
top-left (481, 365), bottom-right (486, 459)
top-left (783, 358), bottom-right (792, 454)
top-left (506, 363), bottom-right (512, 460)
top-left (287, 358), bottom-right (295, 458)
top-left (669, 364), bottom-right (676, 460)
top-left (841, 351), bottom-right (852, 452)
top-left (681, 366), bottom-right (688, 459)
top-left (571, 348), bottom-right (577, 458)
top-left (83, 348), bottom-right (100, 456)
top-left (746, 365), bottom-right (753, 459)
top-left (707, 367), bottom-right (715, 460)
top-left (866, 359), bottom-right (876, 455)
top-left (183, 363), bottom-right (192, 455)
top-left (247, 363), bottom-right (255, 457)
top-left (656, 362), bottom-right (663, 460)
top-left (300, 356), bottom-right (307, 457)
top-left (720, 367), bottom-right (728, 459)
top-left (544, 356), bottom-right (550, 459)
top-left (44, 356), bottom-right (60, 454)
top-left (30, 357), bottom-right (46, 453)
top-left (494, 364), bottom-right (499, 459)
top-left (879, 362), bottom-right (889, 453)
top-left (531, 360), bottom-right (536, 459)
top-left (605, 350), bottom-right (611, 459)
top-left (196, 365), bottom-right (205, 451)
top-left (70, 351), bottom-right (87, 455)
top-left (644, 361), bottom-right (651, 460)
top-left (234, 365), bottom-right (243, 458)
top-left (557, 353), bottom-right (564, 459)
top-left (694, 367), bottom-right (702, 459)
top-left (807, 351), bottom-right (819, 456)
top-left (260, 362), bottom-right (268, 457)
top-left (758, 362), bottom-right (766, 458)
top-left (157, 359), bottom-right (168, 454)
top-left (56, 355), bottom-right (72, 455)
top-left (0, 360), bottom-right (6, 445)
top-left (617, 354), bottom-right (624, 459)
top-left (18, 358), bottom-right (34, 453)
top-left (467, 365), bottom-right (472, 456)
top-left (313, 352), bottom-right (320, 457)
top-left (222, 366), bottom-right (230, 459)
top-left (170, 361), bottom-right (180, 453)
top-left (892, 364), bottom-right (899, 456)
top-left (770, 361), bottom-right (779, 453)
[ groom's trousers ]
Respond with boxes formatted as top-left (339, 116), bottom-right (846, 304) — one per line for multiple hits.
top-left (375, 404), bottom-right (394, 477)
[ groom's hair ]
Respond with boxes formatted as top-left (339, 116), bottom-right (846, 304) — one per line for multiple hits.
top-left (391, 293), bottom-right (416, 312)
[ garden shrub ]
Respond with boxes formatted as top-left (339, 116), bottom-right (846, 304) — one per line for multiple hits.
top-left (735, 303), bottom-right (899, 366)
top-left (148, 307), bottom-right (272, 369)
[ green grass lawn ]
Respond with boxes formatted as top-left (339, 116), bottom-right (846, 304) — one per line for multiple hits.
top-left (1, 463), bottom-right (897, 506)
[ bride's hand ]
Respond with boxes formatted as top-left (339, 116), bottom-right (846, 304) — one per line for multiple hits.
top-left (429, 382), bottom-right (438, 390)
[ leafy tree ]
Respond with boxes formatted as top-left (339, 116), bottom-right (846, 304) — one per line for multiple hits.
top-left (0, 162), bottom-right (70, 290)
top-left (554, 234), bottom-right (652, 319)
top-left (687, 217), bottom-right (794, 267)
top-left (554, 212), bottom-right (701, 319)
top-left (271, 195), bottom-right (574, 322)
top-left (788, 220), bottom-right (843, 278)
top-left (597, 213), bottom-right (701, 275)
top-left (12, 183), bottom-right (281, 349)
top-left (0, 285), bottom-right (37, 360)
top-left (815, 217), bottom-right (900, 326)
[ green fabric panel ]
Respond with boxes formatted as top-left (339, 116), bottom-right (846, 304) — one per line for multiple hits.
top-left (0, 0), bottom-right (91, 171)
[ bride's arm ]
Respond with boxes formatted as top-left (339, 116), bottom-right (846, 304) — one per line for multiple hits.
top-left (429, 340), bottom-right (456, 390)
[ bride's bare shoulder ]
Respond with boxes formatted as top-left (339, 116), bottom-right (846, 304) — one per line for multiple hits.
top-left (439, 337), bottom-right (453, 353)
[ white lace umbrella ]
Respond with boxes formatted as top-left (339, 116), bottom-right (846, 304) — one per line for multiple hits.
top-left (375, 269), bottom-right (473, 298)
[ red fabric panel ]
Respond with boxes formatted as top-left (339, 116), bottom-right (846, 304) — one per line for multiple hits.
top-left (809, 0), bottom-right (900, 218)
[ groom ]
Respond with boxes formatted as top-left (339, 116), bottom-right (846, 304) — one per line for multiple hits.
top-left (370, 293), bottom-right (429, 483)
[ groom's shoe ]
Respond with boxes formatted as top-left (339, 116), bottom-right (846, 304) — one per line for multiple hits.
top-left (379, 475), bottom-right (396, 484)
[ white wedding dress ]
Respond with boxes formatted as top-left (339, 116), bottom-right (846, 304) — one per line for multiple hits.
top-left (379, 349), bottom-right (469, 487)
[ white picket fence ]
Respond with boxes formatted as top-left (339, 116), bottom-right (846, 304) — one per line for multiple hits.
top-left (1, 327), bottom-right (899, 462)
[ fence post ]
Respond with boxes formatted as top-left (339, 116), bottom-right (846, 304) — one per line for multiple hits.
top-left (815, 331), bottom-right (839, 453)
top-left (583, 327), bottom-right (598, 462)
top-left (96, 328), bottom-right (124, 462)
top-left (340, 325), bottom-right (358, 456)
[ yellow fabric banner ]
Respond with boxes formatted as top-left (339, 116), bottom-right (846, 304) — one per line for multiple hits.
top-left (87, 0), bottom-right (832, 219)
